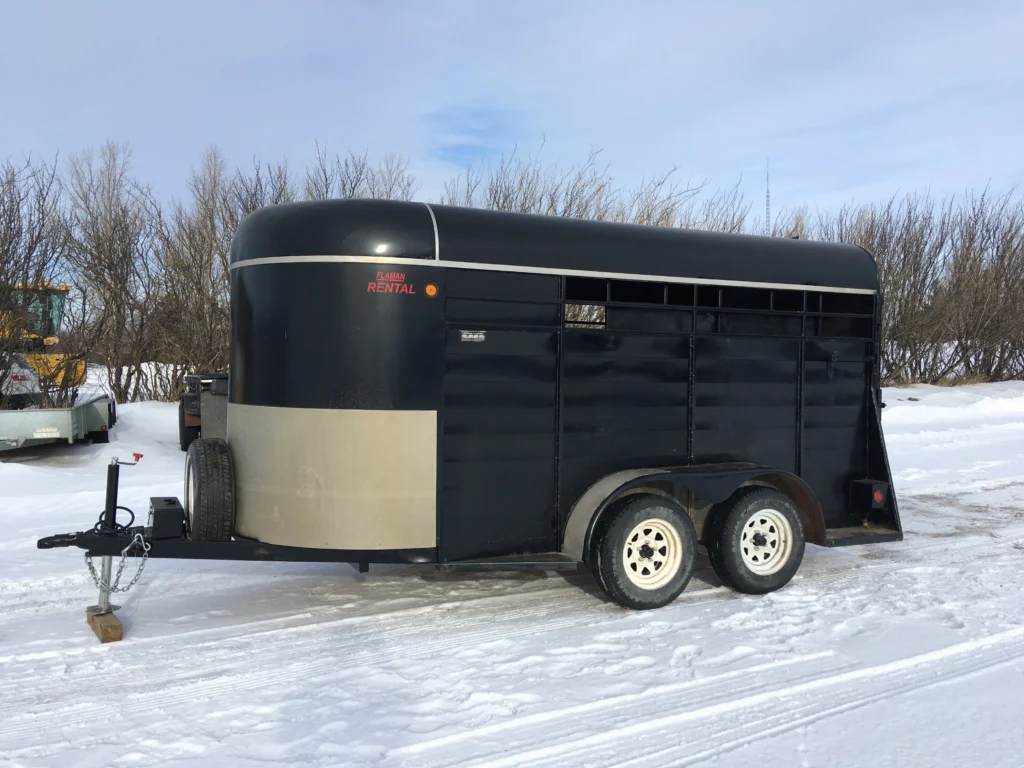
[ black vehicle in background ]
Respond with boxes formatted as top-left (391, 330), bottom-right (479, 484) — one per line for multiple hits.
top-left (41, 199), bottom-right (901, 617)
top-left (178, 372), bottom-right (227, 451)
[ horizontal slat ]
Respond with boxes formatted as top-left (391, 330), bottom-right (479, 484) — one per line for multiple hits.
top-left (696, 359), bottom-right (798, 384)
top-left (564, 358), bottom-right (689, 383)
top-left (694, 406), bottom-right (797, 429)
top-left (606, 307), bottom-right (693, 334)
top-left (444, 383), bottom-right (556, 408)
top-left (563, 331), bottom-right (689, 358)
top-left (564, 383), bottom-right (688, 408)
top-left (562, 406), bottom-right (689, 432)
top-left (696, 337), bottom-right (800, 360)
top-left (443, 407), bottom-right (555, 432)
top-left (444, 354), bottom-right (556, 382)
top-left (446, 298), bottom-right (559, 326)
top-left (441, 458), bottom-right (556, 491)
top-left (694, 382), bottom-right (796, 406)
top-left (446, 268), bottom-right (560, 301)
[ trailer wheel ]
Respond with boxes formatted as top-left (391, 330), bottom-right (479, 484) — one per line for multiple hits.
top-left (184, 438), bottom-right (235, 542)
top-left (592, 494), bottom-right (697, 610)
top-left (89, 429), bottom-right (110, 444)
top-left (178, 399), bottom-right (199, 452)
top-left (706, 487), bottom-right (805, 595)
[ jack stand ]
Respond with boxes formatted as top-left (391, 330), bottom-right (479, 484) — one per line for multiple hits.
top-left (85, 457), bottom-right (131, 643)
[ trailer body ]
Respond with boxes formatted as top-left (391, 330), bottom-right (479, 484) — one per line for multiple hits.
top-left (39, 199), bottom-right (902, 617)
top-left (225, 201), bottom-right (900, 564)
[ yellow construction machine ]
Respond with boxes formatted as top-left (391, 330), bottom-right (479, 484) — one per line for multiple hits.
top-left (1, 281), bottom-right (86, 398)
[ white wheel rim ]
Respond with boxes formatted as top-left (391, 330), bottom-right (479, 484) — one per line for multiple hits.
top-left (622, 518), bottom-right (683, 590)
top-left (740, 508), bottom-right (793, 576)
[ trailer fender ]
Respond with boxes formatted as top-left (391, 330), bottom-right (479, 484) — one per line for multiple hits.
top-left (562, 464), bottom-right (827, 562)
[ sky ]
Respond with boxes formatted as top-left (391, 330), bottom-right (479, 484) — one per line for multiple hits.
top-left (1, 0), bottom-right (1022, 217)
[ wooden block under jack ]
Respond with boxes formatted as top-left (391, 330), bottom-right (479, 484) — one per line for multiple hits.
top-left (86, 605), bottom-right (123, 643)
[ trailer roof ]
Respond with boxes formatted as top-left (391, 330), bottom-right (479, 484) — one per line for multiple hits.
top-left (230, 199), bottom-right (879, 293)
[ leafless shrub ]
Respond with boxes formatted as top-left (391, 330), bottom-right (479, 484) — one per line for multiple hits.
top-left (807, 190), bottom-right (1024, 384)
top-left (441, 145), bottom-right (714, 227)
top-left (304, 144), bottom-right (419, 200)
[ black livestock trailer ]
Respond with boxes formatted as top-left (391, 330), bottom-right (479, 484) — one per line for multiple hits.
top-left (39, 199), bottom-right (901, 632)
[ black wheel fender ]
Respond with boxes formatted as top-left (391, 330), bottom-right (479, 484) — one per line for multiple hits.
top-left (563, 464), bottom-right (827, 564)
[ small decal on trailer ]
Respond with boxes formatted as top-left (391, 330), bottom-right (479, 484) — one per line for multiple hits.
top-left (33, 427), bottom-right (59, 438)
top-left (460, 331), bottom-right (486, 343)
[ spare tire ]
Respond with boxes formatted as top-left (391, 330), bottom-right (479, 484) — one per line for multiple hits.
top-left (184, 438), bottom-right (235, 542)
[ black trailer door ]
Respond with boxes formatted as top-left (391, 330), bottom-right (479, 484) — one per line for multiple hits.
top-left (802, 338), bottom-right (871, 528)
top-left (439, 270), bottom-right (560, 561)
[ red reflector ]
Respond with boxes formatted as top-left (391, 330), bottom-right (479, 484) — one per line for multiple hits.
top-left (872, 490), bottom-right (883, 503)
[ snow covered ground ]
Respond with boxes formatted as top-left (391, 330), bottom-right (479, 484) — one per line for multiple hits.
top-left (2, 384), bottom-right (1023, 767)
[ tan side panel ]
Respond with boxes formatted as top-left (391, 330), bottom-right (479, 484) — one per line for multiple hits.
top-left (229, 404), bottom-right (436, 550)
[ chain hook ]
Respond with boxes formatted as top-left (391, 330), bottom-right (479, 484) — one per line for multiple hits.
top-left (84, 532), bottom-right (151, 594)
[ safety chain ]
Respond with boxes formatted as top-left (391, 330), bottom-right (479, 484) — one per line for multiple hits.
top-left (85, 532), bottom-right (152, 594)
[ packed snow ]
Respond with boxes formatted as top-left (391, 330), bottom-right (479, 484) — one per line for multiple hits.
top-left (2, 384), bottom-right (1023, 767)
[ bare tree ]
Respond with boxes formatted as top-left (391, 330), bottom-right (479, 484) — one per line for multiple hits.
top-left (154, 147), bottom-right (234, 394)
top-left (65, 142), bottom-right (162, 404)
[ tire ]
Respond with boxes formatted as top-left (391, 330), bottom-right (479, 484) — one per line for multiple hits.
top-left (701, 502), bottom-right (735, 588)
top-left (591, 494), bottom-right (697, 610)
top-left (706, 487), bottom-right (805, 595)
top-left (178, 398), bottom-right (199, 452)
top-left (184, 438), bottom-right (235, 542)
top-left (90, 430), bottom-right (110, 444)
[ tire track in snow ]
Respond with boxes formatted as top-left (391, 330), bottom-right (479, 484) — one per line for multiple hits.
top-left (0, 586), bottom-right (734, 749)
top-left (387, 651), bottom-right (850, 762)
top-left (457, 626), bottom-right (1024, 768)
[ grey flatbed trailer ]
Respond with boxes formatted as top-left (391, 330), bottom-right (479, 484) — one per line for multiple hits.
top-left (0, 394), bottom-right (115, 452)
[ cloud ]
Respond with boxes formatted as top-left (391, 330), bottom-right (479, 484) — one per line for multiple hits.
top-left (424, 106), bottom-right (523, 168)
top-left (0, 0), bottom-right (1021, 213)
